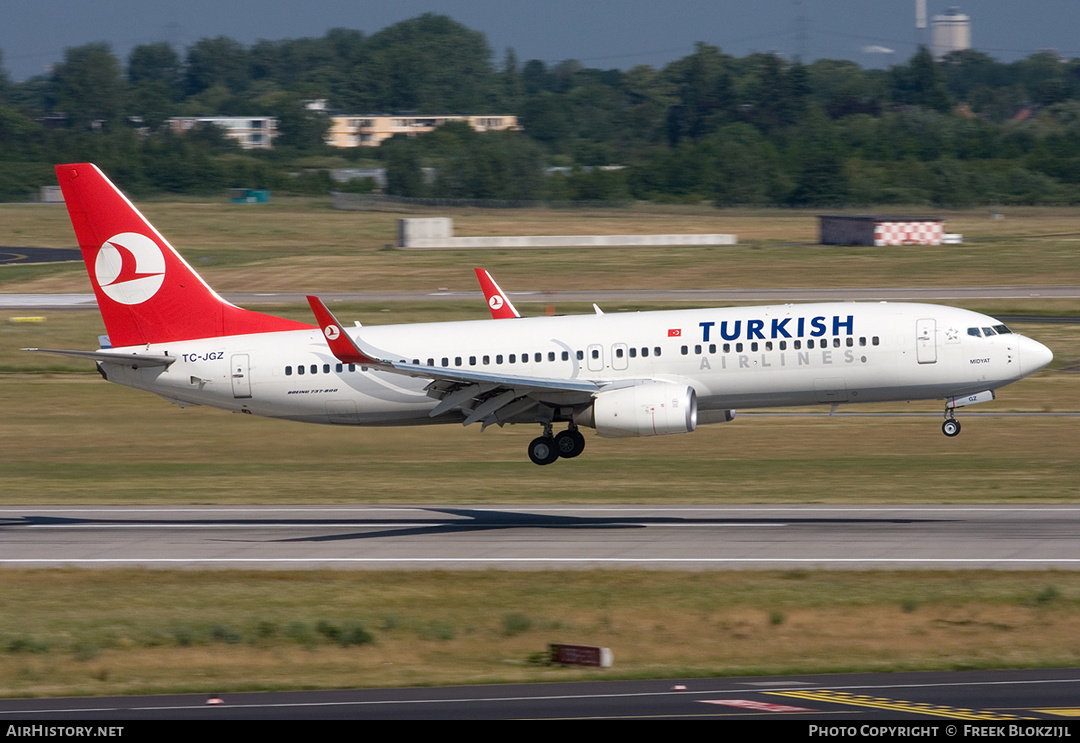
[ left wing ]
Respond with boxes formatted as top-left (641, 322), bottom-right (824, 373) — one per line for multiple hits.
top-left (307, 296), bottom-right (603, 427)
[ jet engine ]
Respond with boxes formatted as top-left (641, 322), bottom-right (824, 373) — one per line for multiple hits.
top-left (575, 382), bottom-right (697, 438)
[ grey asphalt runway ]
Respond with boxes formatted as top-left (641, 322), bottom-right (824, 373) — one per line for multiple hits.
top-left (1, 667), bottom-right (1078, 720)
top-left (2, 286), bottom-right (1080, 311)
top-left (2, 505), bottom-right (1079, 570)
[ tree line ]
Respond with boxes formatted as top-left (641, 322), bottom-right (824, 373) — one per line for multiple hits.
top-left (2, 13), bottom-right (1080, 205)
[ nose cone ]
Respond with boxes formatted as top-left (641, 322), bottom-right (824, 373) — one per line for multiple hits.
top-left (1020, 335), bottom-right (1053, 375)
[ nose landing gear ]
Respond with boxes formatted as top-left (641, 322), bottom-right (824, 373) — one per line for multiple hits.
top-left (942, 409), bottom-right (961, 437)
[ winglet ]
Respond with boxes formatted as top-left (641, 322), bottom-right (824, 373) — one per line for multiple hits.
top-left (306, 296), bottom-right (378, 365)
top-left (474, 268), bottom-right (521, 319)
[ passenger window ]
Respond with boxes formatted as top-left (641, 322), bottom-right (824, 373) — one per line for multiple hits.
top-left (736, 343), bottom-right (743, 352)
top-left (616, 348), bottom-right (624, 358)
top-left (794, 340), bottom-right (801, 350)
top-left (335, 363), bottom-right (343, 373)
top-left (778, 341), bottom-right (786, 351)
top-left (535, 353), bottom-right (542, 363)
top-left (349, 364), bottom-right (356, 372)
top-left (642, 347), bottom-right (649, 358)
top-left (496, 355), bottom-right (503, 364)
top-left (654, 347), bottom-right (661, 357)
top-left (709, 344), bottom-right (716, 353)
top-left (833, 338), bottom-right (840, 348)
top-left (872, 337), bottom-right (880, 346)
top-left (561, 351), bottom-right (569, 361)
top-left (751, 342), bottom-right (758, 352)
top-left (695, 344), bottom-right (702, 354)
top-left (681, 345), bottom-right (688, 355)
top-left (629, 347), bottom-right (637, 358)
top-left (548, 352), bottom-right (555, 362)
top-left (297, 365), bottom-right (304, 375)
top-left (310, 365), bottom-right (317, 374)
top-left (509, 354), bottom-right (516, 363)
top-left (764, 342), bottom-right (772, 351)
top-left (576, 351), bottom-right (584, 361)
top-left (483, 355), bottom-right (490, 365)
top-left (285, 366), bottom-right (292, 376)
top-left (323, 364), bottom-right (331, 373)
top-left (455, 357), bottom-right (462, 366)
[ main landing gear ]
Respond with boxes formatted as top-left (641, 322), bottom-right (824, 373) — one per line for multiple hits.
top-left (528, 423), bottom-right (586, 465)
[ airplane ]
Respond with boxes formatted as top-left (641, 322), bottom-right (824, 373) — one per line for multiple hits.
top-left (29, 163), bottom-right (1054, 465)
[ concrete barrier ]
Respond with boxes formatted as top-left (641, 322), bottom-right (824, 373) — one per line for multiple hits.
top-left (397, 218), bottom-right (736, 249)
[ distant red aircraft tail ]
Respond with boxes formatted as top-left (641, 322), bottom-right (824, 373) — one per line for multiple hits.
top-left (55, 163), bottom-right (312, 347)
top-left (474, 267), bottom-right (521, 319)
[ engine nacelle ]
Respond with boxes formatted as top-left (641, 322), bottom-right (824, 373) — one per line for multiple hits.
top-left (576, 382), bottom-right (697, 438)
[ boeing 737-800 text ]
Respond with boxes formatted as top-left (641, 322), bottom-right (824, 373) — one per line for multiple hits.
top-left (30, 164), bottom-right (1054, 465)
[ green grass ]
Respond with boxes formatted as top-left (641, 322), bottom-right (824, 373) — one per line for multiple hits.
top-left (0, 570), bottom-right (1078, 697)
top-left (4, 200), bottom-right (1080, 294)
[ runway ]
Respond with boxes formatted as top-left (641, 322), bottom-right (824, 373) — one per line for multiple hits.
top-left (2, 505), bottom-right (1079, 570)
top-left (2, 285), bottom-right (1080, 311)
top-left (1, 668), bottom-right (1078, 720)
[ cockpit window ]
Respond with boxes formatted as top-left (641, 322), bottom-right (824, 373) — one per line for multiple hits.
top-left (993, 324), bottom-right (1012, 334)
top-left (982, 327), bottom-right (997, 337)
top-left (967, 327), bottom-right (981, 337)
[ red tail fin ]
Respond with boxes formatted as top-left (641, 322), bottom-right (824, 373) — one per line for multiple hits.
top-left (55, 163), bottom-right (312, 347)
top-left (474, 268), bottom-right (520, 319)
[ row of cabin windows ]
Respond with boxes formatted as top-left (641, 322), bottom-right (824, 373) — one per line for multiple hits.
top-left (680, 336), bottom-right (880, 355)
top-left (418, 347), bottom-right (662, 367)
top-left (284, 345), bottom-right (668, 375)
top-left (285, 363), bottom-right (359, 376)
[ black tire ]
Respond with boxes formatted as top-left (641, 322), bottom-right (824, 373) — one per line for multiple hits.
top-left (528, 436), bottom-right (559, 465)
top-left (554, 429), bottom-right (586, 458)
top-left (942, 419), bottom-right (961, 437)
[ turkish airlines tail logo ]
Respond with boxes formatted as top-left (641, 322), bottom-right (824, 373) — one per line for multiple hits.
top-left (95, 233), bottom-right (166, 305)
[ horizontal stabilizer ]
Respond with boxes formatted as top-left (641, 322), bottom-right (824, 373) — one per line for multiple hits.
top-left (24, 347), bottom-right (176, 367)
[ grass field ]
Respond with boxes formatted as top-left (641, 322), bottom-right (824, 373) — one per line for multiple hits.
top-left (0, 198), bottom-right (1077, 696)
top-left (0, 570), bottom-right (1078, 698)
top-left (4, 200), bottom-right (1080, 294)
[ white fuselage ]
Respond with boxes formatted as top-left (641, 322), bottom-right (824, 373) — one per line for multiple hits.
top-left (97, 301), bottom-right (1051, 428)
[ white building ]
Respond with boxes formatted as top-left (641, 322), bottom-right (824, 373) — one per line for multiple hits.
top-left (325, 115), bottom-right (521, 148)
top-left (169, 117), bottom-right (279, 150)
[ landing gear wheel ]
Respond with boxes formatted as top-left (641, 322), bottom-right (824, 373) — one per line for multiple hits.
top-left (942, 419), bottom-right (961, 437)
top-left (528, 436), bottom-right (559, 465)
top-left (554, 429), bottom-right (586, 459)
